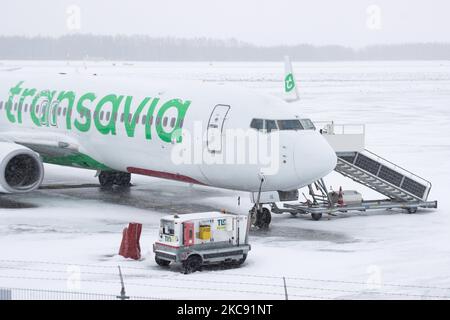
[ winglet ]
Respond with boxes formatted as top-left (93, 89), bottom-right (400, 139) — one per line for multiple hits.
top-left (283, 56), bottom-right (300, 102)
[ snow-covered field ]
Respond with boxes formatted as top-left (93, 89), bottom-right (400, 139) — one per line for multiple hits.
top-left (0, 61), bottom-right (449, 299)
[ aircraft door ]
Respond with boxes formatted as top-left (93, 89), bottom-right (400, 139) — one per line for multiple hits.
top-left (207, 104), bottom-right (230, 153)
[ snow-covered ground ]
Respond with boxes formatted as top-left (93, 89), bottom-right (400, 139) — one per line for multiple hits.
top-left (0, 61), bottom-right (449, 299)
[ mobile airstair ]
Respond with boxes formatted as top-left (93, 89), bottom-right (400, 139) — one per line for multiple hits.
top-left (271, 122), bottom-right (437, 219)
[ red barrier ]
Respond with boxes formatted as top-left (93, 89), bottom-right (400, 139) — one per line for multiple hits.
top-left (119, 223), bottom-right (142, 260)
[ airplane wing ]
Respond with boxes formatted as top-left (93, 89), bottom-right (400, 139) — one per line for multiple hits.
top-left (0, 131), bottom-right (80, 158)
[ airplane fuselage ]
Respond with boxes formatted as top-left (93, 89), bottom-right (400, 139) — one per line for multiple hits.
top-left (0, 73), bottom-right (336, 193)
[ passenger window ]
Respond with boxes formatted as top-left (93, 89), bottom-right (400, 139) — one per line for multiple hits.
top-left (141, 115), bottom-right (146, 125)
top-left (0, 101), bottom-right (3, 110)
top-left (63, 108), bottom-right (67, 116)
top-left (106, 111), bottom-right (110, 121)
top-left (277, 119), bottom-right (303, 131)
top-left (170, 117), bottom-right (176, 128)
top-left (120, 113), bottom-right (124, 122)
top-left (156, 117), bottom-right (161, 125)
top-left (250, 118), bottom-right (264, 131)
top-left (100, 111), bottom-right (104, 120)
top-left (163, 117), bottom-right (168, 126)
top-left (265, 120), bottom-right (278, 133)
top-left (24, 104), bottom-right (28, 112)
top-left (149, 116), bottom-right (153, 125)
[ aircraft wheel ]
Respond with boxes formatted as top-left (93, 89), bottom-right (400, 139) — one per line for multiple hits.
top-left (115, 173), bottom-right (131, 186)
top-left (406, 208), bottom-right (417, 214)
top-left (256, 207), bottom-right (271, 229)
top-left (311, 213), bottom-right (323, 221)
top-left (99, 171), bottom-right (114, 187)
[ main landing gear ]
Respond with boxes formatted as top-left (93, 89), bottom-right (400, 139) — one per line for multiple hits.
top-left (98, 171), bottom-right (131, 187)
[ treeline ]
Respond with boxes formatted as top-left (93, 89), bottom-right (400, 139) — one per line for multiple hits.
top-left (0, 35), bottom-right (449, 61)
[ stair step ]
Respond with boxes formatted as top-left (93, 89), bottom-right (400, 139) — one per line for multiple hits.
top-left (335, 157), bottom-right (427, 202)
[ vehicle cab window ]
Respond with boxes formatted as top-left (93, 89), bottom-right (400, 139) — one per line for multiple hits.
top-left (160, 220), bottom-right (175, 236)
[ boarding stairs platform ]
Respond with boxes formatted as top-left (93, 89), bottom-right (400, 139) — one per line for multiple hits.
top-left (318, 122), bottom-right (433, 202)
top-left (270, 122), bottom-right (437, 219)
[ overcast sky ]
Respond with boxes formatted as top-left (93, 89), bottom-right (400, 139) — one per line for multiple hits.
top-left (1, 0), bottom-right (449, 47)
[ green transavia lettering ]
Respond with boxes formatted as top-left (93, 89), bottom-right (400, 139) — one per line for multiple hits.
top-left (4, 81), bottom-right (191, 143)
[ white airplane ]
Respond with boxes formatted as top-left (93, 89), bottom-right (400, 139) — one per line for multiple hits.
top-left (0, 59), bottom-right (336, 228)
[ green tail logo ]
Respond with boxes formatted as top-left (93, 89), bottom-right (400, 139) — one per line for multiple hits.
top-left (284, 73), bottom-right (295, 93)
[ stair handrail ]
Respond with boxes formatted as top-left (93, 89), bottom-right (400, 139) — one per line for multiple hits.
top-left (316, 120), bottom-right (432, 200)
top-left (337, 156), bottom-right (426, 201)
top-left (363, 149), bottom-right (431, 187)
top-left (363, 149), bottom-right (432, 200)
top-left (314, 121), bottom-right (365, 135)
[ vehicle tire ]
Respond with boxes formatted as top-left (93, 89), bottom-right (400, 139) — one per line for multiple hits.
top-left (290, 212), bottom-right (298, 217)
top-left (99, 171), bottom-right (114, 187)
top-left (311, 213), bottom-right (322, 221)
top-left (183, 255), bottom-right (202, 274)
top-left (155, 257), bottom-right (171, 267)
top-left (236, 254), bottom-right (247, 266)
top-left (115, 173), bottom-right (131, 187)
top-left (256, 208), bottom-right (271, 229)
top-left (407, 208), bottom-right (417, 214)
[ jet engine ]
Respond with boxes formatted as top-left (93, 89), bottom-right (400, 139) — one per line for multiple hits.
top-left (0, 142), bottom-right (44, 193)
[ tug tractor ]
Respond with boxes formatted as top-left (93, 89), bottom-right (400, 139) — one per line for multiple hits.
top-left (153, 212), bottom-right (251, 274)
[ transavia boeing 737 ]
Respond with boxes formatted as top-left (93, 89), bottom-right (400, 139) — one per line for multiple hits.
top-left (0, 59), bottom-right (337, 228)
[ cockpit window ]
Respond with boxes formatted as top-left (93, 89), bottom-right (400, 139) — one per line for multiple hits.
top-left (265, 120), bottom-right (277, 133)
top-left (277, 120), bottom-right (303, 131)
top-left (250, 118), bottom-right (264, 130)
top-left (250, 118), bottom-right (315, 132)
top-left (299, 119), bottom-right (316, 130)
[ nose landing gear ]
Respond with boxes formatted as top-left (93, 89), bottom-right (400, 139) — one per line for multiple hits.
top-left (250, 175), bottom-right (272, 229)
top-left (251, 206), bottom-right (272, 229)
top-left (98, 171), bottom-right (131, 187)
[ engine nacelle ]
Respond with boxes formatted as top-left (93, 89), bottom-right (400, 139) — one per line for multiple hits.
top-left (0, 142), bottom-right (44, 193)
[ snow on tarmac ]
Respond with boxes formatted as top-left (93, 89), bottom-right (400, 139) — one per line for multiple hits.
top-left (0, 61), bottom-right (449, 299)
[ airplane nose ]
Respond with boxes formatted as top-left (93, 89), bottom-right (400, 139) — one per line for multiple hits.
top-left (294, 131), bottom-right (337, 185)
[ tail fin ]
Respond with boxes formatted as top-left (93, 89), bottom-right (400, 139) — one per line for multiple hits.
top-left (283, 56), bottom-right (300, 102)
